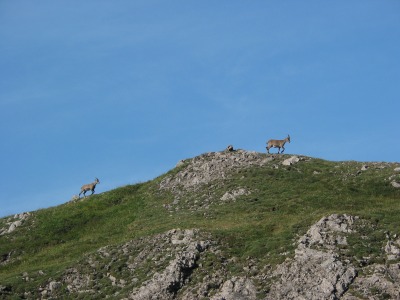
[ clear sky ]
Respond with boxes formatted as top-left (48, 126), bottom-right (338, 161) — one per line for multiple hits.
top-left (1, 1), bottom-right (399, 217)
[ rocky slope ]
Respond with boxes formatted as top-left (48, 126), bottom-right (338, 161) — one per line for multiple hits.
top-left (23, 214), bottom-right (400, 299)
top-left (1, 150), bottom-right (400, 299)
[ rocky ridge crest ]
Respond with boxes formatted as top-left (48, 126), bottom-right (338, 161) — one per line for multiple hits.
top-left (160, 150), bottom-right (274, 193)
top-left (159, 150), bottom-right (310, 213)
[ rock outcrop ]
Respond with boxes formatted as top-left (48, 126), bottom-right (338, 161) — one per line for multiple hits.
top-left (129, 230), bottom-right (210, 300)
top-left (210, 276), bottom-right (257, 300)
top-left (343, 234), bottom-right (400, 299)
top-left (266, 214), bottom-right (358, 300)
top-left (159, 150), bottom-right (275, 212)
top-left (160, 150), bottom-right (273, 193)
top-left (0, 212), bottom-right (30, 235)
top-left (159, 151), bottom-right (314, 214)
top-left (265, 214), bottom-right (400, 300)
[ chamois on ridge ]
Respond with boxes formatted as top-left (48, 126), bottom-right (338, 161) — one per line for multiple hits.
top-left (266, 134), bottom-right (291, 154)
top-left (79, 178), bottom-right (100, 198)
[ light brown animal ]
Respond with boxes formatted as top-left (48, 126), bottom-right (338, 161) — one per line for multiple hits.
top-left (266, 135), bottom-right (291, 154)
top-left (79, 178), bottom-right (100, 198)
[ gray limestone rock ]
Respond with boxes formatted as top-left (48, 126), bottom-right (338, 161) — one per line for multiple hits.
top-left (266, 215), bottom-right (358, 300)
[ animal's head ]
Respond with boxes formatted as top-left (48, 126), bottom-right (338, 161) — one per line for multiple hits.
top-left (287, 134), bottom-right (291, 143)
top-left (95, 178), bottom-right (100, 184)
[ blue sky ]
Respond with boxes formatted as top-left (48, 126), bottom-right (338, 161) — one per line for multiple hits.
top-left (1, 1), bottom-right (399, 217)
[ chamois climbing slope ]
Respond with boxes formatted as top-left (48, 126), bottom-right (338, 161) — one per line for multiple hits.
top-left (1, 150), bottom-right (400, 299)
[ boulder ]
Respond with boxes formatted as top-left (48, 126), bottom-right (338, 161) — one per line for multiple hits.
top-left (391, 181), bottom-right (400, 188)
top-left (282, 156), bottom-right (300, 166)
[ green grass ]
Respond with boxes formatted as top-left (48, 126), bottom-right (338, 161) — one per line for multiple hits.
top-left (1, 153), bottom-right (400, 296)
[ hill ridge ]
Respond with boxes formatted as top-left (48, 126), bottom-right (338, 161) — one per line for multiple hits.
top-left (1, 150), bottom-right (400, 299)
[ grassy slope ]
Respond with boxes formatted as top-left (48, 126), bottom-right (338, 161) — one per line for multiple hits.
top-left (1, 153), bottom-right (399, 293)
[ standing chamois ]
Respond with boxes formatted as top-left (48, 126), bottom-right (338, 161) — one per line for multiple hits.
top-left (266, 134), bottom-right (291, 154)
top-left (79, 178), bottom-right (100, 198)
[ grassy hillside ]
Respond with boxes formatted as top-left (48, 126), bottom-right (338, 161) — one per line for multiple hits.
top-left (1, 152), bottom-right (399, 298)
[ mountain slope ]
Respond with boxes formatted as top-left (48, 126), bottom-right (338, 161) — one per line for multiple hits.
top-left (1, 150), bottom-right (400, 299)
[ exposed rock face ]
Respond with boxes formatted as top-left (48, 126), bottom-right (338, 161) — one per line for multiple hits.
top-left (265, 214), bottom-right (400, 300)
top-left (210, 276), bottom-right (257, 300)
top-left (343, 235), bottom-right (400, 299)
top-left (129, 230), bottom-right (210, 300)
top-left (266, 214), bottom-right (358, 300)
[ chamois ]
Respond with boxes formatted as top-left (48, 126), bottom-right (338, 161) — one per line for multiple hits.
top-left (79, 178), bottom-right (100, 198)
top-left (266, 134), bottom-right (291, 154)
